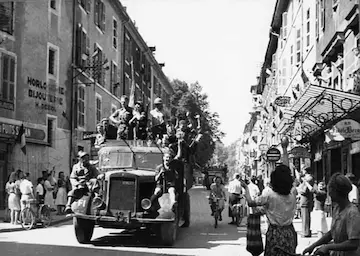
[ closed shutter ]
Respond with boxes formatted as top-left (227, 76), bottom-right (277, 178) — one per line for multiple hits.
top-left (94, 0), bottom-right (99, 26)
top-left (101, 2), bottom-right (106, 31)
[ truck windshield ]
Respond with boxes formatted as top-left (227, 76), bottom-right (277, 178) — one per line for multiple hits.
top-left (99, 151), bottom-right (162, 170)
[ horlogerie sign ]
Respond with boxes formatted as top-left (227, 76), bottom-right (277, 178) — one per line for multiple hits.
top-left (328, 119), bottom-right (360, 141)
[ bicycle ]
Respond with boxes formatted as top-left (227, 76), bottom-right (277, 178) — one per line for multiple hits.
top-left (20, 199), bottom-right (52, 230)
top-left (210, 196), bottom-right (222, 228)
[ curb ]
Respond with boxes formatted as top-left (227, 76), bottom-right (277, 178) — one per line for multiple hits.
top-left (0, 216), bottom-right (72, 233)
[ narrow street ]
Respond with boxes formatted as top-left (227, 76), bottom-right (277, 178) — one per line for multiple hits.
top-left (0, 187), bottom-right (252, 256)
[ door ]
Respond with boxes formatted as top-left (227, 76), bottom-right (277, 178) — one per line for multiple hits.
top-left (331, 148), bottom-right (342, 175)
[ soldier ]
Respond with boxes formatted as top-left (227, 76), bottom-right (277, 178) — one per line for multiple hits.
top-left (64, 151), bottom-right (102, 214)
top-left (109, 95), bottom-right (133, 140)
top-left (150, 97), bottom-right (166, 140)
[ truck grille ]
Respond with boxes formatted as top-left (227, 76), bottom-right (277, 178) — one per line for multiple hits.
top-left (109, 177), bottom-right (136, 212)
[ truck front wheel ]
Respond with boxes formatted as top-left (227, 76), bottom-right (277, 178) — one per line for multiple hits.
top-left (74, 217), bottom-right (95, 244)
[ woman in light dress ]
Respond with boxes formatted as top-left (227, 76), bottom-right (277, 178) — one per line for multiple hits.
top-left (6, 170), bottom-right (22, 225)
top-left (44, 173), bottom-right (55, 210)
top-left (55, 171), bottom-right (67, 215)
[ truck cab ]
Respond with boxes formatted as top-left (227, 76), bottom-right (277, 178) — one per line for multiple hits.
top-left (71, 140), bottom-right (191, 246)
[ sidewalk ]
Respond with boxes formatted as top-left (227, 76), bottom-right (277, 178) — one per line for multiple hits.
top-left (0, 209), bottom-right (71, 233)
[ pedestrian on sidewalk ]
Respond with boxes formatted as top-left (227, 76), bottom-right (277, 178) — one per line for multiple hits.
top-left (242, 164), bottom-right (298, 256)
top-left (298, 167), bottom-right (315, 238)
top-left (19, 172), bottom-right (34, 211)
top-left (7, 170), bottom-right (22, 225)
top-left (346, 173), bottom-right (359, 209)
top-left (227, 173), bottom-right (242, 225)
top-left (303, 173), bottom-right (360, 256)
top-left (55, 171), bottom-right (67, 215)
top-left (311, 181), bottom-right (328, 238)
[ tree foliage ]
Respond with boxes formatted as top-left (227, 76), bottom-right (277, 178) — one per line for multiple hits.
top-left (169, 79), bottom-right (224, 166)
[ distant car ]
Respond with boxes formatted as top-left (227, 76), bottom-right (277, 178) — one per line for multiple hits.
top-left (70, 140), bottom-right (191, 246)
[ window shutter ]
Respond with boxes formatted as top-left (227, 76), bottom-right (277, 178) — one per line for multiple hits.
top-left (101, 2), bottom-right (106, 31)
top-left (101, 53), bottom-right (106, 85)
top-left (94, 0), bottom-right (99, 26)
top-left (9, 57), bottom-right (15, 101)
top-left (85, 34), bottom-right (90, 56)
top-left (86, 0), bottom-right (91, 13)
top-left (315, 0), bottom-right (319, 39)
top-left (75, 24), bottom-right (82, 66)
top-left (282, 12), bottom-right (287, 39)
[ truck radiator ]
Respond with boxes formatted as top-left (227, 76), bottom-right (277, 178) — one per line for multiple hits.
top-left (108, 177), bottom-right (136, 212)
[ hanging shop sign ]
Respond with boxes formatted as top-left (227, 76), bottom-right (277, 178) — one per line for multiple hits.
top-left (326, 119), bottom-right (360, 142)
top-left (274, 96), bottom-right (291, 107)
top-left (266, 147), bottom-right (281, 162)
top-left (289, 146), bottom-right (311, 159)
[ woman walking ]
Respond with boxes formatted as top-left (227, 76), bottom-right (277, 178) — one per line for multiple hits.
top-left (242, 164), bottom-right (298, 256)
top-left (311, 181), bottom-right (328, 238)
top-left (303, 173), bottom-right (360, 256)
top-left (7, 170), bottom-right (22, 225)
top-left (44, 173), bottom-right (55, 210)
top-left (55, 171), bottom-right (67, 215)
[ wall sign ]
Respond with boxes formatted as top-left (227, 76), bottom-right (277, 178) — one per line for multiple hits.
top-left (289, 146), bottom-right (311, 159)
top-left (274, 96), bottom-right (291, 107)
top-left (0, 121), bottom-right (46, 141)
top-left (27, 76), bottom-right (65, 113)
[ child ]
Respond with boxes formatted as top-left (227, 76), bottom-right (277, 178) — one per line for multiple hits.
top-left (36, 178), bottom-right (45, 204)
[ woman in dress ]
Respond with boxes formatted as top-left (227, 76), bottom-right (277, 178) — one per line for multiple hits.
top-left (303, 173), bottom-right (360, 256)
top-left (311, 181), bottom-right (328, 238)
top-left (242, 164), bottom-right (298, 256)
top-left (44, 174), bottom-right (55, 210)
top-left (55, 171), bottom-right (67, 215)
top-left (7, 170), bottom-right (22, 225)
top-left (208, 176), bottom-right (227, 221)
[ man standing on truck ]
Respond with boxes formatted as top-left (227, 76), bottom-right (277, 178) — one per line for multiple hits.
top-left (109, 95), bottom-right (133, 140)
top-left (150, 98), bottom-right (167, 141)
top-left (64, 151), bottom-right (101, 214)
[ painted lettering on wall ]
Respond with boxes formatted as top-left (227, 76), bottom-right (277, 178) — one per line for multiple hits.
top-left (27, 76), bottom-right (65, 112)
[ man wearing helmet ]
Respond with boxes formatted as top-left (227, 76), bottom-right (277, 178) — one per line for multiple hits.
top-left (109, 95), bottom-right (134, 140)
top-left (150, 97), bottom-right (166, 140)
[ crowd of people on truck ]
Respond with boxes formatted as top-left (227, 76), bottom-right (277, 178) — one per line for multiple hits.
top-left (64, 96), bottom-right (203, 213)
top-left (4, 168), bottom-right (71, 225)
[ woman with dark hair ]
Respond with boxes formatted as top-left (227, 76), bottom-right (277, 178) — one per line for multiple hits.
top-left (303, 173), bottom-right (360, 256)
top-left (7, 169), bottom-right (22, 225)
top-left (242, 164), bottom-right (298, 256)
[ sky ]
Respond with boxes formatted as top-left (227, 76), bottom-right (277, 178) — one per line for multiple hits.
top-left (121, 0), bottom-right (277, 146)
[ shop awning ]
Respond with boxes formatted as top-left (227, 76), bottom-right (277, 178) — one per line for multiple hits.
top-left (288, 84), bottom-right (360, 139)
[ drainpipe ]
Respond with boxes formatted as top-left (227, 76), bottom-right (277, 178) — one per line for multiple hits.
top-left (69, 0), bottom-right (76, 170)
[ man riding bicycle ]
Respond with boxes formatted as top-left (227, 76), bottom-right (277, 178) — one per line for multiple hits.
top-left (209, 176), bottom-right (226, 221)
top-left (227, 173), bottom-right (242, 224)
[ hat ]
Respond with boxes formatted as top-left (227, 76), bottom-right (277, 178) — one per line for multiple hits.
top-left (77, 151), bottom-right (89, 158)
top-left (154, 98), bottom-right (163, 104)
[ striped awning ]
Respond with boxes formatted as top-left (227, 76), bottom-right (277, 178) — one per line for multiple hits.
top-left (288, 84), bottom-right (360, 138)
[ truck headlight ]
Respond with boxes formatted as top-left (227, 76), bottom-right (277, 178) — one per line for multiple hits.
top-left (141, 198), bottom-right (152, 210)
top-left (92, 196), bottom-right (105, 210)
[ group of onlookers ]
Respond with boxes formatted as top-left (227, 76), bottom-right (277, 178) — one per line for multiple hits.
top-left (4, 168), bottom-right (71, 225)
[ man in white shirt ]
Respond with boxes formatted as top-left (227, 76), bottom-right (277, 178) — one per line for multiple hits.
top-left (247, 175), bottom-right (261, 215)
top-left (346, 173), bottom-right (359, 206)
top-left (227, 173), bottom-right (242, 224)
top-left (150, 98), bottom-right (166, 140)
top-left (19, 172), bottom-right (34, 210)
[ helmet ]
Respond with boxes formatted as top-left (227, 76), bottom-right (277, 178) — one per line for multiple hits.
top-left (154, 98), bottom-right (163, 104)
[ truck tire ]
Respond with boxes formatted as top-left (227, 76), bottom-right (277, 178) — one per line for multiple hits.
top-left (74, 217), bottom-right (95, 244)
top-left (160, 222), bottom-right (177, 246)
top-left (182, 193), bottom-right (190, 227)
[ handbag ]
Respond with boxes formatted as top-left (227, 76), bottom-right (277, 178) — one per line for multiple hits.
top-left (246, 213), bottom-right (264, 256)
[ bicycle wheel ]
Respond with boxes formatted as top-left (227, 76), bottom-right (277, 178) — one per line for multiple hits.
top-left (21, 208), bottom-right (36, 230)
top-left (39, 205), bottom-right (52, 227)
top-left (214, 210), bottom-right (218, 228)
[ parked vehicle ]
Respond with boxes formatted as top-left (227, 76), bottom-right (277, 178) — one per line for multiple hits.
top-left (70, 140), bottom-right (191, 246)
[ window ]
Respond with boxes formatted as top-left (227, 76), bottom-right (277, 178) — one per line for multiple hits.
top-left (50, 0), bottom-right (56, 10)
top-left (79, 0), bottom-right (91, 13)
top-left (320, 0), bottom-right (325, 32)
top-left (282, 12), bottom-right (287, 40)
top-left (78, 86), bottom-right (85, 128)
top-left (110, 61), bottom-right (118, 94)
top-left (125, 32), bottom-right (132, 63)
top-left (296, 29), bottom-right (301, 65)
top-left (0, 52), bottom-right (15, 104)
top-left (94, 0), bottom-right (105, 31)
top-left (47, 115), bottom-right (57, 147)
top-left (0, 2), bottom-right (14, 35)
top-left (48, 48), bottom-right (56, 75)
top-left (93, 44), bottom-right (104, 85)
top-left (95, 94), bottom-right (102, 124)
top-left (75, 24), bottom-right (90, 69)
top-left (306, 8), bottom-right (310, 48)
top-left (315, 0), bottom-right (319, 39)
top-left (113, 18), bottom-right (118, 49)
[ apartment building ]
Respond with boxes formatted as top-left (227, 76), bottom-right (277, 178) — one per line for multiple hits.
top-left (0, 0), bottom-right (73, 208)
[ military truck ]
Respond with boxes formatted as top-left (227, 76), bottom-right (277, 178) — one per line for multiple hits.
top-left (70, 140), bottom-right (191, 246)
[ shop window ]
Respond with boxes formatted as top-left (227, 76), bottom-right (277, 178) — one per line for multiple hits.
top-left (0, 52), bottom-right (16, 104)
top-left (0, 2), bottom-right (14, 35)
top-left (77, 85), bottom-right (85, 128)
top-left (94, 0), bottom-right (105, 31)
